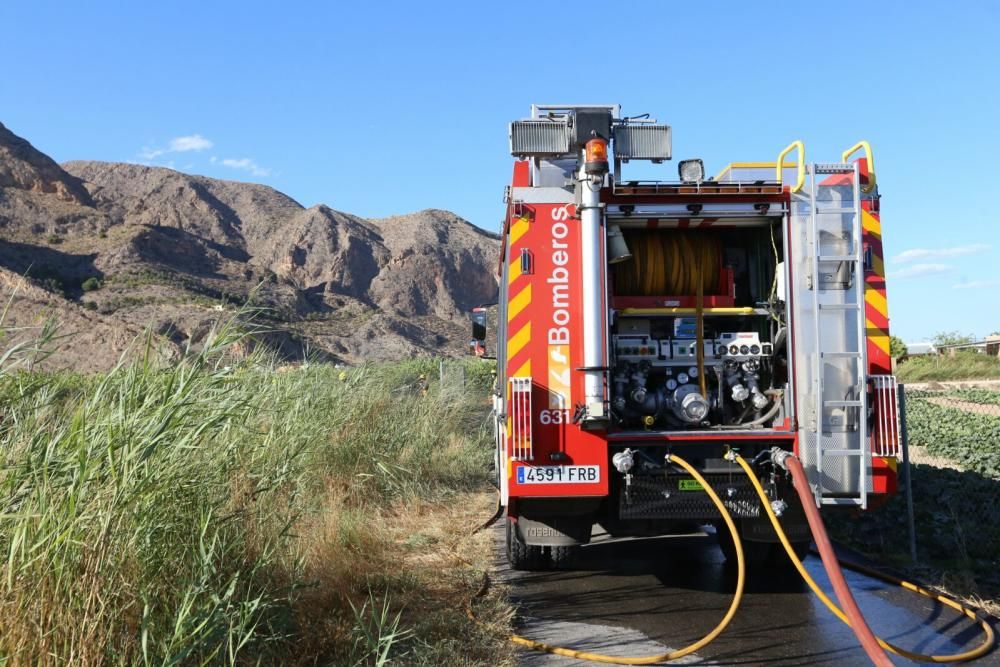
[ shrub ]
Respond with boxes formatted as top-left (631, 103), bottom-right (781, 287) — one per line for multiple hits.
top-left (81, 277), bottom-right (101, 291)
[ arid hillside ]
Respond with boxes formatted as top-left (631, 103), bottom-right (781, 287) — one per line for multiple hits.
top-left (0, 122), bottom-right (500, 370)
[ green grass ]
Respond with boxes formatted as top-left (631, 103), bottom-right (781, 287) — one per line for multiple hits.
top-left (896, 352), bottom-right (1000, 382)
top-left (0, 315), bottom-right (508, 665)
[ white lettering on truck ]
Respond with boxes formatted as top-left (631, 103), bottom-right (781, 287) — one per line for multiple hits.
top-left (548, 205), bottom-right (573, 409)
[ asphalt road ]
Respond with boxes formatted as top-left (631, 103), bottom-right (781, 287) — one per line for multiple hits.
top-left (495, 524), bottom-right (999, 666)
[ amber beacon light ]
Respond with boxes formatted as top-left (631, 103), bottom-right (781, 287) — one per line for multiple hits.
top-left (584, 137), bottom-right (609, 174)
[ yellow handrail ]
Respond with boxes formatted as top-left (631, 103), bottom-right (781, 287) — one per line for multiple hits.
top-left (842, 140), bottom-right (876, 193)
top-left (776, 140), bottom-right (805, 193)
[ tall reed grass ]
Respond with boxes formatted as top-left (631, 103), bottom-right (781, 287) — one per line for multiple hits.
top-left (0, 316), bottom-right (505, 665)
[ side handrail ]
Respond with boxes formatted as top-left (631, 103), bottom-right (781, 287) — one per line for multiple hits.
top-left (776, 140), bottom-right (805, 193)
top-left (842, 140), bottom-right (876, 193)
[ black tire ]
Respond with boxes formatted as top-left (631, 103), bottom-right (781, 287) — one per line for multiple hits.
top-left (548, 544), bottom-right (580, 570)
top-left (772, 539), bottom-right (811, 566)
top-left (716, 523), bottom-right (773, 568)
top-left (506, 518), bottom-right (544, 570)
top-left (717, 523), bottom-right (811, 569)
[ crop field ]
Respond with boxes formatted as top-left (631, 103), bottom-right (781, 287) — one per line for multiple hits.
top-left (0, 320), bottom-right (512, 665)
top-left (827, 387), bottom-right (1000, 610)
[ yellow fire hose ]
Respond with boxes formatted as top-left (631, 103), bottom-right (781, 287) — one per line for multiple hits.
top-left (732, 453), bottom-right (995, 663)
top-left (480, 454), bottom-right (746, 665)
top-left (470, 453), bottom-right (995, 664)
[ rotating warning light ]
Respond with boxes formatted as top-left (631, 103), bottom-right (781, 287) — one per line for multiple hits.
top-left (585, 138), bottom-right (609, 175)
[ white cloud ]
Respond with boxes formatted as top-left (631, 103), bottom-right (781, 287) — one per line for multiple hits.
top-left (893, 244), bottom-right (990, 264)
top-left (138, 134), bottom-right (213, 161)
top-left (888, 263), bottom-right (954, 280)
top-left (138, 147), bottom-right (165, 160)
top-left (219, 157), bottom-right (271, 177)
top-left (952, 279), bottom-right (1000, 290)
top-left (168, 134), bottom-right (213, 152)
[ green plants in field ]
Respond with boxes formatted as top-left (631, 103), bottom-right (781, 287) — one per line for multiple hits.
top-left (948, 388), bottom-right (1000, 406)
top-left (905, 393), bottom-right (1000, 477)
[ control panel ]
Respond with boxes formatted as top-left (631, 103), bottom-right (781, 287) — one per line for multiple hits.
top-left (613, 331), bottom-right (772, 367)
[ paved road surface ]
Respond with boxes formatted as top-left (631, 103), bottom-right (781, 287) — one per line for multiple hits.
top-left (495, 524), bottom-right (999, 665)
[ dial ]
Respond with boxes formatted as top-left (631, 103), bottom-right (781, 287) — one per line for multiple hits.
top-left (678, 372), bottom-right (690, 384)
top-left (666, 379), bottom-right (678, 390)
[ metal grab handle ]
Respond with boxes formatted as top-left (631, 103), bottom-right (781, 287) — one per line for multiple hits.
top-left (776, 140), bottom-right (805, 193)
top-left (842, 140), bottom-right (876, 193)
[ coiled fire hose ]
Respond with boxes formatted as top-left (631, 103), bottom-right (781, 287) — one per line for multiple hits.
top-left (733, 451), bottom-right (995, 664)
top-left (470, 452), bottom-right (995, 664)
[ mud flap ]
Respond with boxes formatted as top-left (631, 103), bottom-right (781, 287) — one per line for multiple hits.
top-left (516, 515), bottom-right (592, 547)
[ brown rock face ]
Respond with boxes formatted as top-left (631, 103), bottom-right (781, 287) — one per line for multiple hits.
top-left (0, 123), bottom-right (500, 370)
top-left (0, 123), bottom-right (92, 205)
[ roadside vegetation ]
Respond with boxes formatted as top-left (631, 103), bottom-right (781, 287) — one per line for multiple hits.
top-left (895, 331), bottom-right (1000, 382)
top-left (0, 315), bottom-right (512, 665)
top-left (896, 353), bottom-right (1000, 382)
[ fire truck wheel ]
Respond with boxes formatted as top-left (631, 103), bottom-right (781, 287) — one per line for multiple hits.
top-left (548, 544), bottom-right (579, 570)
top-left (506, 518), bottom-right (544, 570)
top-left (715, 522), bottom-right (772, 567)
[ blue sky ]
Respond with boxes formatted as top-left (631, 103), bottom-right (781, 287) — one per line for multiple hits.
top-left (1, 1), bottom-right (997, 341)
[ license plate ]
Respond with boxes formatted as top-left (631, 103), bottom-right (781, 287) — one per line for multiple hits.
top-left (516, 465), bottom-right (600, 484)
top-left (678, 479), bottom-right (704, 492)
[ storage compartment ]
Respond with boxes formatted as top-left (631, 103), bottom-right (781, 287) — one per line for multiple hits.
top-left (608, 222), bottom-right (788, 431)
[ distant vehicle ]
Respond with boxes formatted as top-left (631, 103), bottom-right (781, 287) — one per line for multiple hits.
top-left (473, 105), bottom-right (904, 570)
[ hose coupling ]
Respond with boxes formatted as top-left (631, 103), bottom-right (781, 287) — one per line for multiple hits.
top-left (770, 447), bottom-right (792, 471)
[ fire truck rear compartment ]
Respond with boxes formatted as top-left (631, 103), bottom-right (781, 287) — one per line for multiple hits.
top-left (608, 222), bottom-right (789, 433)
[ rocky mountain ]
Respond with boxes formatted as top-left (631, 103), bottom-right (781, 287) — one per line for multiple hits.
top-left (0, 122), bottom-right (500, 371)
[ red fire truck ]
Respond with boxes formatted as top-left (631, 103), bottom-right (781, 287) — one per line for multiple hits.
top-left (476, 105), bottom-right (903, 570)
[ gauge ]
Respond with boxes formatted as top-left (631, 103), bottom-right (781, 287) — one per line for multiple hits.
top-left (740, 345), bottom-right (750, 355)
top-left (677, 372), bottom-right (689, 384)
top-left (666, 379), bottom-right (678, 390)
top-left (718, 345), bottom-right (728, 355)
top-left (688, 366), bottom-right (698, 377)
top-left (750, 345), bottom-right (760, 355)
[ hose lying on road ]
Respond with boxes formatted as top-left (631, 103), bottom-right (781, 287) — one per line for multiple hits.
top-left (468, 451), bottom-right (995, 664)
top-left (733, 451), bottom-right (996, 664)
top-left (471, 453), bottom-right (745, 665)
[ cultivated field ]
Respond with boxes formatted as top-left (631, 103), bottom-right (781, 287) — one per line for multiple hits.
top-left (827, 386), bottom-right (1000, 614)
top-left (0, 318), bottom-right (512, 665)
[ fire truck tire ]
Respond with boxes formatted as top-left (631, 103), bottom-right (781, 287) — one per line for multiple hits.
top-left (717, 525), bottom-right (772, 567)
top-left (506, 518), bottom-right (544, 570)
top-left (548, 544), bottom-right (579, 570)
top-left (717, 525), bottom-right (810, 568)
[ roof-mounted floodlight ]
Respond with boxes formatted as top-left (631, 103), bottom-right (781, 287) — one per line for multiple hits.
top-left (612, 124), bottom-right (672, 162)
top-left (510, 120), bottom-right (570, 157)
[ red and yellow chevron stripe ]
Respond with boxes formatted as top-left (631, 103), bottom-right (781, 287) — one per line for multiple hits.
top-left (507, 215), bottom-right (532, 380)
top-left (863, 207), bottom-right (892, 374)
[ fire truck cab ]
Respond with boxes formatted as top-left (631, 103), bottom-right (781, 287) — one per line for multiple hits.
top-left (481, 105), bottom-right (903, 570)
